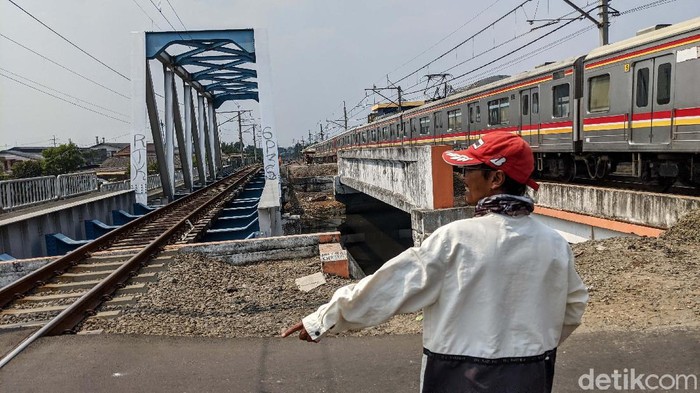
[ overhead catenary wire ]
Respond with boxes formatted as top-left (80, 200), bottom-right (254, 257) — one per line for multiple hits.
top-left (165, 0), bottom-right (189, 31)
top-left (0, 72), bottom-right (130, 124)
top-left (147, 0), bottom-right (190, 40)
top-left (0, 66), bottom-right (129, 118)
top-left (390, 0), bottom-right (533, 87)
top-left (0, 32), bottom-right (130, 99)
top-left (6, 0), bottom-right (130, 81)
top-left (131, 0), bottom-right (163, 30)
top-left (325, 0), bottom-right (680, 140)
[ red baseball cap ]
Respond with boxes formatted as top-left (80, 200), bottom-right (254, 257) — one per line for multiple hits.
top-left (442, 132), bottom-right (539, 191)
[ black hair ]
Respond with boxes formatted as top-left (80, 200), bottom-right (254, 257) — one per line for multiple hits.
top-left (477, 168), bottom-right (527, 196)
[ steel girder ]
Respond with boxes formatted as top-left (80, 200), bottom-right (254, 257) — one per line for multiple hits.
top-left (145, 30), bottom-right (259, 109)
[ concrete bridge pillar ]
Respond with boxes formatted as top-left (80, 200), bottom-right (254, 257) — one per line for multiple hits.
top-left (335, 145), bottom-right (464, 246)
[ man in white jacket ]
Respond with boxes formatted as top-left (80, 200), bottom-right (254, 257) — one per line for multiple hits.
top-left (283, 132), bottom-right (588, 393)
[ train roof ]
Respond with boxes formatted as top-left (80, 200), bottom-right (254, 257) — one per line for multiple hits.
top-left (444, 57), bottom-right (578, 103)
top-left (586, 16), bottom-right (700, 62)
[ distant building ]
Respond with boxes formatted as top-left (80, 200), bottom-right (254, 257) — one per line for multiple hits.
top-left (89, 142), bottom-right (129, 158)
top-left (0, 147), bottom-right (49, 172)
top-left (98, 143), bottom-right (180, 177)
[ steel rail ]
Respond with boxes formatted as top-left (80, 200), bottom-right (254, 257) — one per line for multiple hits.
top-left (0, 166), bottom-right (260, 368)
top-left (0, 166), bottom-right (254, 308)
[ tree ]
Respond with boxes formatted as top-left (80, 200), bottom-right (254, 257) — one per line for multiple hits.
top-left (11, 160), bottom-right (43, 178)
top-left (41, 143), bottom-right (85, 176)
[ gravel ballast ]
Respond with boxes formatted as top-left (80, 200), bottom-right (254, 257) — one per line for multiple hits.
top-left (81, 255), bottom-right (421, 337)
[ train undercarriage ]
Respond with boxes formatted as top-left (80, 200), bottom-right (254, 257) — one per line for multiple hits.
top-left (537, 152), bottom-right (700, 189)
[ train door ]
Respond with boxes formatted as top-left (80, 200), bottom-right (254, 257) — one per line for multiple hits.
top-left (520, 87), bottom-right (540, 147)
top-left (631, 55), bottom-right (674, 144)
top-left (467, 103), bottom-right (478, 145)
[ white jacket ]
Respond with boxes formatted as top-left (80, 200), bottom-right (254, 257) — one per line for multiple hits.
top-left (302, 213), bottom-right (588, 358)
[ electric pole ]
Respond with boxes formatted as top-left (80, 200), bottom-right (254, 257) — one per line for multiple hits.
top-left (252, 123), bottom-right (257, 162)
top-left (343, 101), bottom-right (348, 131)
top-left (599, 0), bottom-right (609, 46)
top-left (319, 123), bottom-right (324, 141)
top-left (562, 0), bottom-right (615, 46)
top-left (365, 85), bottom-right (404, 140)
top-left (52, 135), bottom-right (57, 147)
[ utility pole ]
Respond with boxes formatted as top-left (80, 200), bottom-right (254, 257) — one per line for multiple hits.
top-left (308, 130), bottom-right (313, 144)
top-left (599, 0), bottom-right (610, 46)
top-left (343, 101), bottom-right (348, 131)
top-left (561, 0), bottom-right (615, 46)
top-left (319, 123), bottom-right (324, 141)
top-left (252, 123), bottom-right (257, 162)
top-left (326, 101), bottom-right (350, 134)
top-left (365, 85), bottom-right (404, 139)
top-left (229, 109), bottom-right (251, 164)
top-left (52, 135), bottom-right (57, 147)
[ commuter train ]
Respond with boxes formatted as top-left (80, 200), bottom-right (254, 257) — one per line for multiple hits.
top-left (306, 17), bottom-right (700, 186)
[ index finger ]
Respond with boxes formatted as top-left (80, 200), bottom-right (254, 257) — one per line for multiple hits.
top-left (281, 321), bottom-right (304, 338)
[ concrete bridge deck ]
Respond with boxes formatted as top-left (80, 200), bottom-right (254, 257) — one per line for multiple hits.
top-left (335, 145), bottom-right (700, 245)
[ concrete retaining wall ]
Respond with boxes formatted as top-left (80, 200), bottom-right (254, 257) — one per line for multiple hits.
top-left (534, 183), bottom-right (700, 229)
top-left (0, 257), bottom-right (53, 288)
top-left (411, 207), bottom-right (473, 246)
top-left (338, 146), bottom-right (453, 213)
top-left (0, 190), bottom-right (135, 259)
top-left (178, 232), bottom-right (341, 266)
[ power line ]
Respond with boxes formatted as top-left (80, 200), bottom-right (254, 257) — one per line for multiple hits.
top-left (131, 0), bottom-right (163, 30)
top-left (166, 0), bottom-right (189, 30)
top-left (0, 32), bottom-right (130, 99)
top-left (147, 0), bottom-right (188, 40)
top-left (391, 0), bottom-right (533, 86)
top-left (6, 0), bottom-right (130, 81)
top-left (0, 71), bottom-right (130, 124)
top-left (0, 66), bottom-right (129, 118)
top-left (382, 0), bottom-right (507, 79)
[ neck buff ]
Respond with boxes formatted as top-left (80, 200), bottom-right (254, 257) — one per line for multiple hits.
top-left (474, 194), bottom-right (535, 217)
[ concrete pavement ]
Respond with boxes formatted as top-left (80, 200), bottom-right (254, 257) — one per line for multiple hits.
top-left (0, 328), bottom-right (698, 392)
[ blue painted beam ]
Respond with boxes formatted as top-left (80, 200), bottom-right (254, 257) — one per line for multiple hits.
top-left (133, 203), bottom-right (156, 215)
top-left (146, 30), bottom-right (255, 59)
top-left (112, 210), bottom-right (143, 226)
top-left (45, 234), bottom-right (91, 256)
top-left (85, 220), bottom-right (121, 240)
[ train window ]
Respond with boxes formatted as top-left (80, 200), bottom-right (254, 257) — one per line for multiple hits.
top-left (552, 84), bottom-right (570, 118)
top-left (390, 124), bottom-right (395, 139)
top-left (419, 117), bottom-right (431, 135)
top-left (588, 74), bottom-right (610, 113)
top-left (522, 95), bottom-right (529, 116)
top-left (636, 68), bottom-right (649, 108)
top-left (476, 105), bottom-right (481, 122)
top-left (487, 98), bottom-right (509, 125)
top-left (382, 126), bottom-right (388, 140)
top-left (532, 93), bottom-right (539, 114)
top-left (410, 118), bottom-right (416, 134)
top-left (447, 109), bottom-right (462, 131)
top-left (469, 107), bottom-right (474, 123)
top-left (657, 63), bottom-right (672, 105)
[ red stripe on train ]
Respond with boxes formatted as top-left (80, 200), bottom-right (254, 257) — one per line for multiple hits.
top-left (586, 33), bottom-right (700, 69)
top-left (675, 107), bottom-right (700, 117)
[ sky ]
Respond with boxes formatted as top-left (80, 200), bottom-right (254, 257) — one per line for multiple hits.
top-left (0, 0), bottom-right (697, 149)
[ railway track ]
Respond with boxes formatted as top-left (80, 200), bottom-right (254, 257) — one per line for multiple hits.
top-left (0, 165), bottom-right (261, 367)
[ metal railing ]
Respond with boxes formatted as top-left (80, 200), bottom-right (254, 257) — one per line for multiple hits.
top-left (57, 172), bottom-right (98, 198)
top-left (0, 176), bottom-right (58, 211)
top-left (0, 167), bottom-right (219, 212)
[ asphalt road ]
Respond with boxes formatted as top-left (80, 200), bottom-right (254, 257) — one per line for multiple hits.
top-left (0, 328), bottom-right (698, 392)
